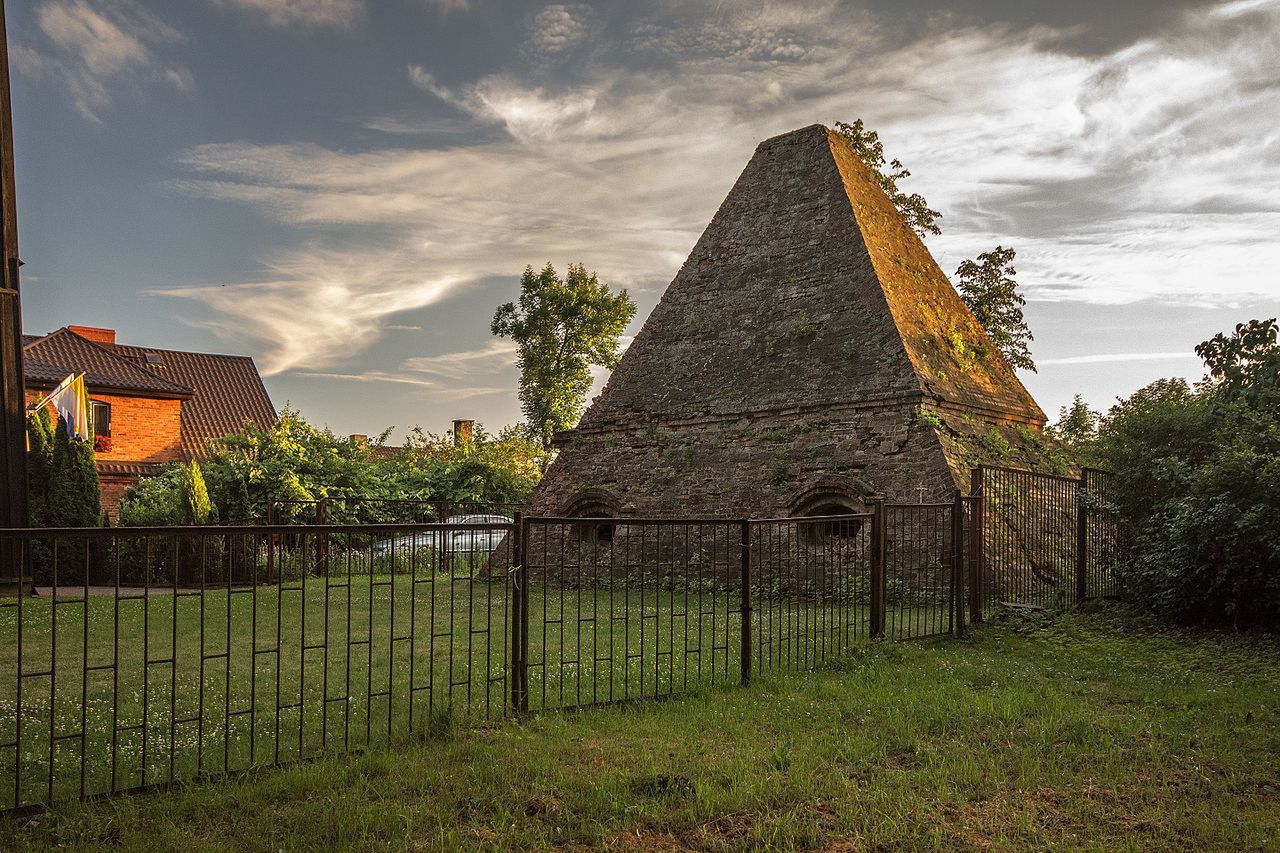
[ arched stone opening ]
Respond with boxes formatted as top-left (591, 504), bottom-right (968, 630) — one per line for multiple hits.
top-left (564, 488), bottom-right (621, 546)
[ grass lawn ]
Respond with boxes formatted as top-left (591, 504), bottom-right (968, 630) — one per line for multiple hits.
top-left (1, 605), bottom-right (1275, 851)
top-left (0, 574), bottom-right (905, 807)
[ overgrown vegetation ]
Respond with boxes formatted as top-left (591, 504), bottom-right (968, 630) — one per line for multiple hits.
top-left (118, 409), bottom-right (547, 526)
top-left (4, 609), bottom-right (1275, 850)
top-left (1055, 319), bottom-right (1280, 628)
top-left (836, 119), bottom-right (1036, 374)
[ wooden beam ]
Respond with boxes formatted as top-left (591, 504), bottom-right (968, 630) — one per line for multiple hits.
top-left (0, 0), bottom-right (29, 530)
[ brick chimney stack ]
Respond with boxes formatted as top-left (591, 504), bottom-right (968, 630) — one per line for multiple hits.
top-left (349, 434), bottom-right (368, 447)
top-left (68, 325), bottom-right (116, 347)
top-left (452, 419), bottom-right (474, 446)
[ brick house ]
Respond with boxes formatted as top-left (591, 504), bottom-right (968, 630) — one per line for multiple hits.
top-left (23, 325), bottom-right (276, 518)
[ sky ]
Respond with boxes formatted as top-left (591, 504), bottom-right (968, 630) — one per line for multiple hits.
top-left (9, 0), bottom-right (1280, 441)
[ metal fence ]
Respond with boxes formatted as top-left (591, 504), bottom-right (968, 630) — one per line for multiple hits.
top-left (971, 466), bottom-right (1120, 614)
top-left (0, 489), bottom-right (1061, 811)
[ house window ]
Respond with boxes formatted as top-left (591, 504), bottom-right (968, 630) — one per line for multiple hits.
top-left (91, 400), bottom-right (111, 437)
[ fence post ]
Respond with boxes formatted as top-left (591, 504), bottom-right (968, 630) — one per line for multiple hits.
top-left (510, 512), bottom-right (528, 713)
top-left (739, 519), bottom-right (752, 687)
top-left (968, 468), bottom-right (983, 624)
top-left (1075, 472), bottom-right (1088, 604)
top-left (315, 497), bottom-right (328, 577)
top-left (870, 498), bottom-right (886, 639)
top-left (265, 498), bottom-right (275, 584)
top-left (951, 490), bottom-right (965, 637)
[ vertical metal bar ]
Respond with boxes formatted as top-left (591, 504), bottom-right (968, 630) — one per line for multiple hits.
top-left (951, 492), bottom-right (964, 636)
top-left (1075, 473), bottom-right (1088, 604)
top-left (739, 519), bottom-right (751, 687)
top-left (969, 468), bottom-right (984, 624)
top-left (869, 499), bottom-right (886, 639)
top-left (79, 539), bottom-right (89, 798)
top-left (510, 514), bottom-right (526, 713)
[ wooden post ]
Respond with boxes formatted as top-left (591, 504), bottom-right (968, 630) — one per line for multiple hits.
top-left (869, 498), bottom-right (886, 639)
top-left (1075, 473), bottom-right (1088, 604)
top-left (952, 490), bottom-right (965, 637)
top-left (969, 468), bottom-right (984, 624)
top-left (0, 0), bottom-right (28, 543)
top-left (739, 519), bottom-right (751, 687)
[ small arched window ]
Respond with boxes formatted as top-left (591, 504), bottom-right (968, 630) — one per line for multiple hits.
top-left (565, 490), bottom-right (621, 547)
top-left (796, 497), bottom-right (866, 546)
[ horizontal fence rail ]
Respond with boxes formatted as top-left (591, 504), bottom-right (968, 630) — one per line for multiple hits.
top-left (2, 485), bottom-right (1097, 812)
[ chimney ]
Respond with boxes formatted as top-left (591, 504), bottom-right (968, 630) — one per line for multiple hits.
top-left (452, 419), bottom-right (474, 446)
top-left (349, 434), bottom-right (368, 447)
top-left (68, 325), bottom-right (116, 347)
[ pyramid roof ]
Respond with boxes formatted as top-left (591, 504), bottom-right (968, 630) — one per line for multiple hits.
top-left (577, 124), bottom-right (1044, 433)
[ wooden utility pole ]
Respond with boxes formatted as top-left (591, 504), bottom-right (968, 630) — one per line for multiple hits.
top-left (0, 0), bottom-right (28, 531)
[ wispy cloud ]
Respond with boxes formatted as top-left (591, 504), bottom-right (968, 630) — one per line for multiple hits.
top-left (13, 0), bottom-right (189, 121)
top-left (1039, 352), bottom-right (1204, 366)
top-left (166, 0), bottom-right (1280, 392)
top-left (401, 340), bottom-right (518, 380)
top-left (212, 0), bottom-right (364, 29)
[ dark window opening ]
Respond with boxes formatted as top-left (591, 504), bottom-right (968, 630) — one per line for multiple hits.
top-left (799, 500), bottom-right (864, 545)
top-left (91, 400), bottom-right (111, 438)
top-left (569, 501), bottom-right (618, 546)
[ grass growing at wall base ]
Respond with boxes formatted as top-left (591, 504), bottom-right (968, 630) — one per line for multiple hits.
top-left (2, 604), bottom-right (1277, 851)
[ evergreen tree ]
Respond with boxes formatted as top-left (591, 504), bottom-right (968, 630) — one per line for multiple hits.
top-left (47, 422), bottom-right (101, 528)
top-left (26, 407), bottom-right (55, 528)
top-left (181, 460), bottom-right (213, 525)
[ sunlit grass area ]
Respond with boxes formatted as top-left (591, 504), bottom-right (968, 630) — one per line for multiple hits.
top-left (0, 573), bottom-right (906, 807)
top-left (1, 607), bottom-right (1275, 850)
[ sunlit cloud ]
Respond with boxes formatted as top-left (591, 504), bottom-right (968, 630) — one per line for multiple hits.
top-left (212, 0), bottom-right (365, 29)
top-left (1039, 352), bottom-right (1204, 366)
top-left (166, 0), bottom-right (1280, 398)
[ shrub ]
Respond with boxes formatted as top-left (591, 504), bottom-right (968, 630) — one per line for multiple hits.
top-left (1096, 320), bottom-right (1280, 629)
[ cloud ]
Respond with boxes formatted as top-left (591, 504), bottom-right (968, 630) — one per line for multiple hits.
top-left (212, 0), bottom-right (364, 29)
top-left (529, 4), bottom-right (595, 56)
top-left (154, 250), bottom-right (467, 375)
top-left (1038, 352), bottom-right (1204, 366)
top-left (14, 0), bottom-right (188, 121)
top-left (167, 0), bottom-right (1280, 390)
top-left (401, 340), bottom-right (519, 380)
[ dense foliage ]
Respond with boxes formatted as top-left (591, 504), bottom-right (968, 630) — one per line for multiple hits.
top-left (955, 246), bottom-right (1036, 373)
top-left (1090, 319), bottom-right (1280, 628)
top-left (26, 407), bottom-right (101, 529)
top-left (118, 409), bottom-right (547, 527)
top-left (492, 262), bottom-right (636, 447)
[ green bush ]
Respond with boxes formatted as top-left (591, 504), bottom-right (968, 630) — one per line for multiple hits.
top-left (1096, 320), bottom-right (1280, 629)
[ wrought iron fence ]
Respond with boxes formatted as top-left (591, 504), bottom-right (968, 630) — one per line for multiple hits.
top-left (0, 500), bottom-right (982, 811)
top-left (971, 465), bottom-right (1120, 614)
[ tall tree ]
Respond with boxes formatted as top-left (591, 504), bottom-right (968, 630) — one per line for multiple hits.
top-left (492, 262), bottom-right (636, 447)
top-left (955, 246), bottom-right (1036, 372)
top-left (834, 119), bottom-right (942, 238)
top-left (1194, 318), bottom-right (1279, 406)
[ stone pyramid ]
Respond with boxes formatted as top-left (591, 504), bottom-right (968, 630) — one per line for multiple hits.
top-left (525, 124), bottom-right (1059, 520)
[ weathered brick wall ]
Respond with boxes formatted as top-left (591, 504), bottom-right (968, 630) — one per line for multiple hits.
top-left (530, 401), bottom-right (958, 517)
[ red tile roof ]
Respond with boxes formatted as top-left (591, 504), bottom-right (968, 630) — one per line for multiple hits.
top-left (24, 327), bottom-right (277, 456)
top-left (23, 328), bottom-right (193, 397)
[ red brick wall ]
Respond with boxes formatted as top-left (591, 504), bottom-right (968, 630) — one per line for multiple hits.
top-left (25, 390), bottom-right (184, 463)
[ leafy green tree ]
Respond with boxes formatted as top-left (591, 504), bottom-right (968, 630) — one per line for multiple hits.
top-left (1195, 318), bottom-right (1279, 405)
top-left (492, 262), bottom-right (636, 447)
top-left (1048, 394), bottom-right (1100, 458)
top-left (834, 119), bottom-right (942, 238)
top-left (382, 423), bottom-right (548, 513)
top-left (955, 246), bottom-right (1036, 372)
top-left (1095, 320), bottom-right (1280, 628)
